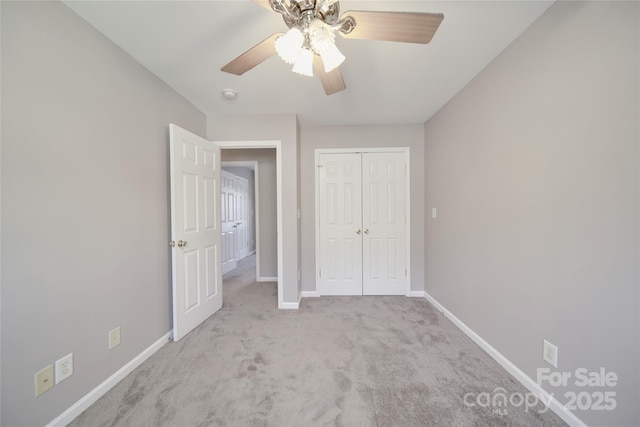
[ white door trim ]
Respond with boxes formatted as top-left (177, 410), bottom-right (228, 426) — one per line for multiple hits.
top-left (222, 161), bottom-right (260, 275)
top-left (216, 140), bottom-right (284, 309)
top-left (314, 147), bottom-right (411, 296)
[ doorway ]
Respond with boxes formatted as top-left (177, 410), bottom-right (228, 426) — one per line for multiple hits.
top-left (216, 141), bottom-right (284, 308)
top-left (221, 167), bottom-right (253, 274)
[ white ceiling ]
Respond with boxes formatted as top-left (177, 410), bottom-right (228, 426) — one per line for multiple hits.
top-left (63, 0), bottom-right (554, 126)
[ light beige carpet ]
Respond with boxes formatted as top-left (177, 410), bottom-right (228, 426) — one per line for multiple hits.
top-left (69, 255), bottom-right (566, 426)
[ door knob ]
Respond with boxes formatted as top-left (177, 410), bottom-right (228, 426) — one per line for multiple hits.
top-left (169, 241), bottom-right (175, 247)
top-left (177, 240), bottom-right (187, 247)
top-left (364, 229), bottom-right (369, 234)
top-left (356, 229), bottom-right (361, 234)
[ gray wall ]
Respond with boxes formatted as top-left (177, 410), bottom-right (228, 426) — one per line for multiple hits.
top-left (208, 114), bottom-right (301, 303)
top-left (424, 2), bottom-right (639, 425)
top-left (222, 153), bottom-right (276, 277)
top-left (300, 125), bottom-right (425, 294)
top-left (0, 2), bottom-right (206, 425)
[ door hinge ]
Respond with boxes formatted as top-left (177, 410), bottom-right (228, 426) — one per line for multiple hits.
top-left (319, 269), bottom-right (322, 278)
top-left (405, 268), bottom-right (407, 276)
top-left (317, 164), bottom-right (323, 168)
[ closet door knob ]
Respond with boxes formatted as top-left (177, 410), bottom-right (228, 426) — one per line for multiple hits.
top-left (177, 240), bottom-right (187, 248)
top-left (356, 229), bottom-right (361, 234)
top-left (364, 229), bottom-right (369, 234)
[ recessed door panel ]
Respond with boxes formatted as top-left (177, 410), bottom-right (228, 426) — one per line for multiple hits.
top-left (204, 177), bottom-right (216, 231)
top-left (184, 249), bottom-right (200, 312)
top-left (183, 173), bottom-right (198, 233)
top-left (205, 245), bottom-right (218, 299)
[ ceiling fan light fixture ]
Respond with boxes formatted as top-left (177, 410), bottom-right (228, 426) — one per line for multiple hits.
top-left (292, 47), bottom-right (314, 77)
top-left (275, 27), bottom-right (304, 64)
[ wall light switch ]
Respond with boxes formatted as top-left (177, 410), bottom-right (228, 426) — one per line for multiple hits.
top-left (543, 339), bottom-right (558, 368)
top-left (35, 364), bottom-right (54, 397)
top-left (109, 327), bottom-right (121, 350)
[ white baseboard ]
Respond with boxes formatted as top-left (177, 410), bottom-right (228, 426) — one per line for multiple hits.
top-left (423, 293), bottom-right (586, 427)
top-left (279, 301), bottom-right (299, 309)
top-left (406, 290), bottom-right (426, 297)
top-left (257, 276), bottom-right (278, 282)
top-left (47, 331), bottom-right (172, 427)
top-left (300, 291), bottom-right (319, 298)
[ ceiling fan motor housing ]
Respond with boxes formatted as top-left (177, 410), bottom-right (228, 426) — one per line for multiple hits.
top-left (270, 0), bottom-right (348, 31)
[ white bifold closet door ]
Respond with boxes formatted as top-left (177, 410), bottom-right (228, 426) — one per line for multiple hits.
top-left (318, 151), bottom-right (407, 296)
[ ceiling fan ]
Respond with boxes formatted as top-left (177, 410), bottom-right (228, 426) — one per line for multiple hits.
top-left (221, 0), bottom-right (444, 95)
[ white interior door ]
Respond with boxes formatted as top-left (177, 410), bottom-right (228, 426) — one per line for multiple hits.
top-left (169, 124), bottom-right (222, 341)
top-left (221, 170), bottom-right (237, 274)
top-left (317, 151), bottom-right (408, 296)
top-left (317, 153), bottom-right (363, 295)
top-left (362, 152), bottom-right (407, 295)
top-left (235, 176), bottom-right (250, 261)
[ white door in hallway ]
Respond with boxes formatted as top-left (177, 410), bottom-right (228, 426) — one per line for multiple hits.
top-left (169, 124), bottom-right (222, 341)
top-left (221, 170), bottom-right (237, 274)
top-left (234, 175), bottom-right (250, 261)
top-left (317, 151), bottom-right (408, 296)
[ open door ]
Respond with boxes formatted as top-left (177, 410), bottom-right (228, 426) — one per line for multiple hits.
top-left (169, 124), bottom-right (223, 341)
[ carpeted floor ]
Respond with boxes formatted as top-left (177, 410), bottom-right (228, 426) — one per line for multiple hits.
top-left (69, 255), bottom-right (567, 426)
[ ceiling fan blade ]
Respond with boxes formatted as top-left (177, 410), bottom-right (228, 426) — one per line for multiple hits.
top-left (313, 55), bottom-right (346, 95)
top-left (252, 0), bottom-right (272, 11)
top-left (221, 33), bottom-right (283, 75)
top-left (339, 11), bottom-right (444, 44)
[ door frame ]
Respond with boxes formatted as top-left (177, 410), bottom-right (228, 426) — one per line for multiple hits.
top-left (314, 147), bottom-right (411, 296)
top-left (222, 161), bottom-right (260, 275)
top-left (216, 141), bottom-right (284, 309)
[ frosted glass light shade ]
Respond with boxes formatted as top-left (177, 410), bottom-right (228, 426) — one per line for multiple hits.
top-left (292, 48), bottom-right (314, 77)
top-left (309, 20), bottom-right (344, 72)
top-left (275, 28), bottom-right (304, 65)
top-left (319, 43), bottom-right (345, 72)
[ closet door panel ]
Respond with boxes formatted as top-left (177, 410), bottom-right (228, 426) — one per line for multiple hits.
top-left (318, 153), bottom-right (363, 295)
top-left (362, 153), bottom-right (407, 295)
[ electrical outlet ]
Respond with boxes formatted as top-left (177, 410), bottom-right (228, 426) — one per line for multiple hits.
top-left (109, 327), bottom-right (121, 350)
top-left (35, 364), bottom-right (54, 397)
top-left (543, 339), bottom-right (558, 368)
top-left (55, 353), bottom-right (73, 384)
